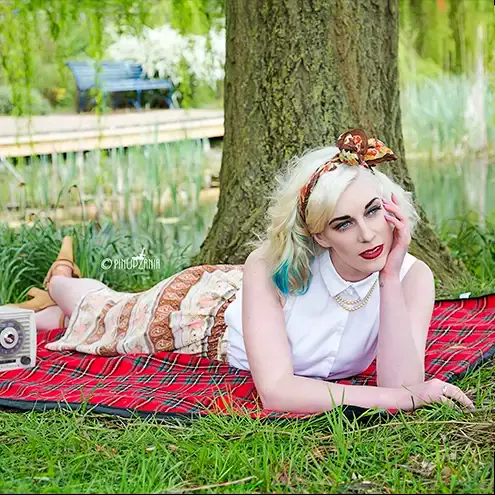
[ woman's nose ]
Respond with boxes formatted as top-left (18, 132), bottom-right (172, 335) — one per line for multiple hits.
top-left (358, 222), bottom-right (375, 243)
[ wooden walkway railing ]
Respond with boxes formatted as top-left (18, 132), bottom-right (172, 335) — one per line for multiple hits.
top-left (0, 109), bottom-right (224, 157)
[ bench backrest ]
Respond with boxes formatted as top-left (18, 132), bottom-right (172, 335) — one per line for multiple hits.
top-left (66, 61), bottom-right (145, 90)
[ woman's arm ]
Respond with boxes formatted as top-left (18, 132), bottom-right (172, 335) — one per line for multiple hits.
top-left (263, 374), bottom-right (398, 414)
top-left (376, 260), bottom-right (435, 388)
top-left (242, 247), bottom-right (471, 414)
top-left (265, 373), bottom-right (474, 413)
top-left (242, 247), bottom-right (398, 413)
top-left (376, 194), bottom-right (436, 388)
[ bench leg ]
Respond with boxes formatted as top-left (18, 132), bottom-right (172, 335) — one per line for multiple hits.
top-left (128, 90), bottom-right (142, 112)
top-left (167, 89), bottom-right (179, 109)
top-left (163, 95), bottom-right (175, 109)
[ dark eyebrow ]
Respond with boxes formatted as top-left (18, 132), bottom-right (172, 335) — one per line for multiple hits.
top-left (329, 197), bottom-right (380, 225)
top-left (364, 197), bottom-right (380, 209)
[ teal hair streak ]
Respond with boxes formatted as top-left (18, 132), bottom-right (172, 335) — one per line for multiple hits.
top-left (272, 260), bottom-right (313, 296)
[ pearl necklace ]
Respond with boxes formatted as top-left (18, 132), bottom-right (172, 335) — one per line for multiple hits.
top-left (333, 279), bottom-right (378, 312)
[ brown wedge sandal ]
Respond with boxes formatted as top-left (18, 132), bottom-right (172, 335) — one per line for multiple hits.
top-left (43, 236), bottom-right (82, 290)
top-left (58, 312), bottom-right (68, 329)
top-left (7, 287), bottom-right (56, 312)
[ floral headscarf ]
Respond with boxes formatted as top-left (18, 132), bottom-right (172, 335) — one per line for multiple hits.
top-left (298, 128), bottom-right (397, 224)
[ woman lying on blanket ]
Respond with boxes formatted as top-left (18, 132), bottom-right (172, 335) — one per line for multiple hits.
top-left (11, 128), bottom-right (475, 414)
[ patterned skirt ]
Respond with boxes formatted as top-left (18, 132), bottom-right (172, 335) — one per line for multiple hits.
top-left (45, 265), bottom-right (244, 362)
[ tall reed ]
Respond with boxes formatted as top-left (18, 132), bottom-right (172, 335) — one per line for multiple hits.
top-left (0, 139), bottom-right (214, 222)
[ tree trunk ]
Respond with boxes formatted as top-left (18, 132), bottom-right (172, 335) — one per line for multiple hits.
top-left (194, 0), bottom-right (468, 291)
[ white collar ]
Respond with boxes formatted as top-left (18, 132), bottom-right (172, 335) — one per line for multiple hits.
top-left (318, 249), bottom-right (379, 299)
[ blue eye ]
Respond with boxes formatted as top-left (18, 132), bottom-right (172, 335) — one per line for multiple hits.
top-left (337, 221), bottom-right (351, 231)
top-left (335, 206), bottom-right (381, 231)
top-left (367, 206), bottom-right (382, 216)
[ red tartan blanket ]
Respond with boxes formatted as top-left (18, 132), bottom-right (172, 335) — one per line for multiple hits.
top-left (0, 294), bottom-right (494, 421)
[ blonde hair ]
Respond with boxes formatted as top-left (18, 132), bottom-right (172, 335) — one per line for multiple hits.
top-left (254, 146), bottom-right (420, 296)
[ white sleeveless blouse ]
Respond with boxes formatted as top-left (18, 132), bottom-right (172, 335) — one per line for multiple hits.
top-left (224, 250), bottom-right (417, 380)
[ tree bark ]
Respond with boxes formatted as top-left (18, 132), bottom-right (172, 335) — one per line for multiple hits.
top-left (194, 0), bottom-right (468, 291)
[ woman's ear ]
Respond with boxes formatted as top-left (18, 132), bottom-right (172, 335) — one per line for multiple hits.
top-left (313, 233), bottom-right (331, 249)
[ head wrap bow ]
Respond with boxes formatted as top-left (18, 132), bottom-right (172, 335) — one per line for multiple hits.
top-left (298, 128), bottom-right (397, 224)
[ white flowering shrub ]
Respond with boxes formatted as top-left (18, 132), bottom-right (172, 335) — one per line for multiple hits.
top-left (106, 24), bottom-right (225, 92)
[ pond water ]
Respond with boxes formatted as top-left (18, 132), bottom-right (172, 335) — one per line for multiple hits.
top-left (149, 153), bottom-right (495, 257)
top-left (409, 155), bottom-right (494, 230)
top-left (1, 144), bottom-right (493, 258)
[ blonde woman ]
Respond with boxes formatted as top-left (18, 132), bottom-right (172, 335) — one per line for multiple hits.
top-left (11, 129), bottom-right (475, 414)
top-left (223, 129), bottom-right (474, 414)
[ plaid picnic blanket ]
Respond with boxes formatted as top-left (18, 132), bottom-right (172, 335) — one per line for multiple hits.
top-left (0, 293), bottom-right (494, 422)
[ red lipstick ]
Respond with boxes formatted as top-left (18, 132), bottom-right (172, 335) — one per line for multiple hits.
top-left (359, 244), bottom-right (384, 260)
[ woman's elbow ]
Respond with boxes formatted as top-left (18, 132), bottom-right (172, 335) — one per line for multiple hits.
top-left (259, 385), bottom-right (285, 411)
top-left (260, 395), bottom-right (279, 411)
top-left (258, 379), bottom-right (291, 411)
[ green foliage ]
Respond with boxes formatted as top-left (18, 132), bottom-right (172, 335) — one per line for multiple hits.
top-left (1, 0), bottom-right (492, 116)
top-left (0, 0), bottom-right (223, 115)
top-left (398, 34), bottom-right (444, 86)
top-left (168, 0), bottom-right (224, 36)
top-left (398, 0), bottom-right (495, 76)
top-left (0, 85), bottom-right (51, 115)
top-left (0, 139), bottom-right (221, 304)
top-left (0, 218), bottom-right (191, 305)
top-left (439, 214), bottom-right (495, 283)
top-left (185, 53), bottom-right (224, 110)
top-left (0, 140), bottom-right (211, 213)
top-left (398, 0), bottom-right (495, 156)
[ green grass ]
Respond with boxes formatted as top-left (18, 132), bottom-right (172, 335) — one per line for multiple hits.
top-left (440, 215), bottom-right (495, 283)
top-left (0, 361), bottom-right (493, 493)
top-left (0, 218), bottom-right (193, 305)
top-left (434, 213), bottom-right (495, 300)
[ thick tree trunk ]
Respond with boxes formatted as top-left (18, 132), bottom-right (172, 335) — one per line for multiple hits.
top-left (194, 0), bottom-right (468, 290)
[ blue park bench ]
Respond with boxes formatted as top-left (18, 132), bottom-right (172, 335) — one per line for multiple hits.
top-left (66, 61), bottom-right (177, 113)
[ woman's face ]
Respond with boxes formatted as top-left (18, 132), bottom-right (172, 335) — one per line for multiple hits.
top-left (313, 171), bottom-right (394, 282)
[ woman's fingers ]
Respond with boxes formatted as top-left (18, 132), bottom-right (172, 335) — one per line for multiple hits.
top-left (442, 384), bottom-right (476, 409)
top-left (403, 380), bottom-right (476, 412)
top-left (382, 199), bottom-right (406, 223)
top-left (384, 213), bottom-right (405, 232)
top-left (384, 213), bottom-right (400, 224)
top-left (384, 212), bottom-right (411, 245)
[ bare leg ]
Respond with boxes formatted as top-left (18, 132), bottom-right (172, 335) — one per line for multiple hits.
top-left (48, 276), bottom-right (108, 319)
top-left (35, 306), bottom-right (67, 331)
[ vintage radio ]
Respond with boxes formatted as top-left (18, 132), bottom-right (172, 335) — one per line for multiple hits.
top-left (0, 306), bottom-right (36, 372)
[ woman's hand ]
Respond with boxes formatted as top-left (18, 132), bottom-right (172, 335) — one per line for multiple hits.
top-left (392, 378), bottom-right (476, 411)
top-left (380, 193), bottom-right (411, 279)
